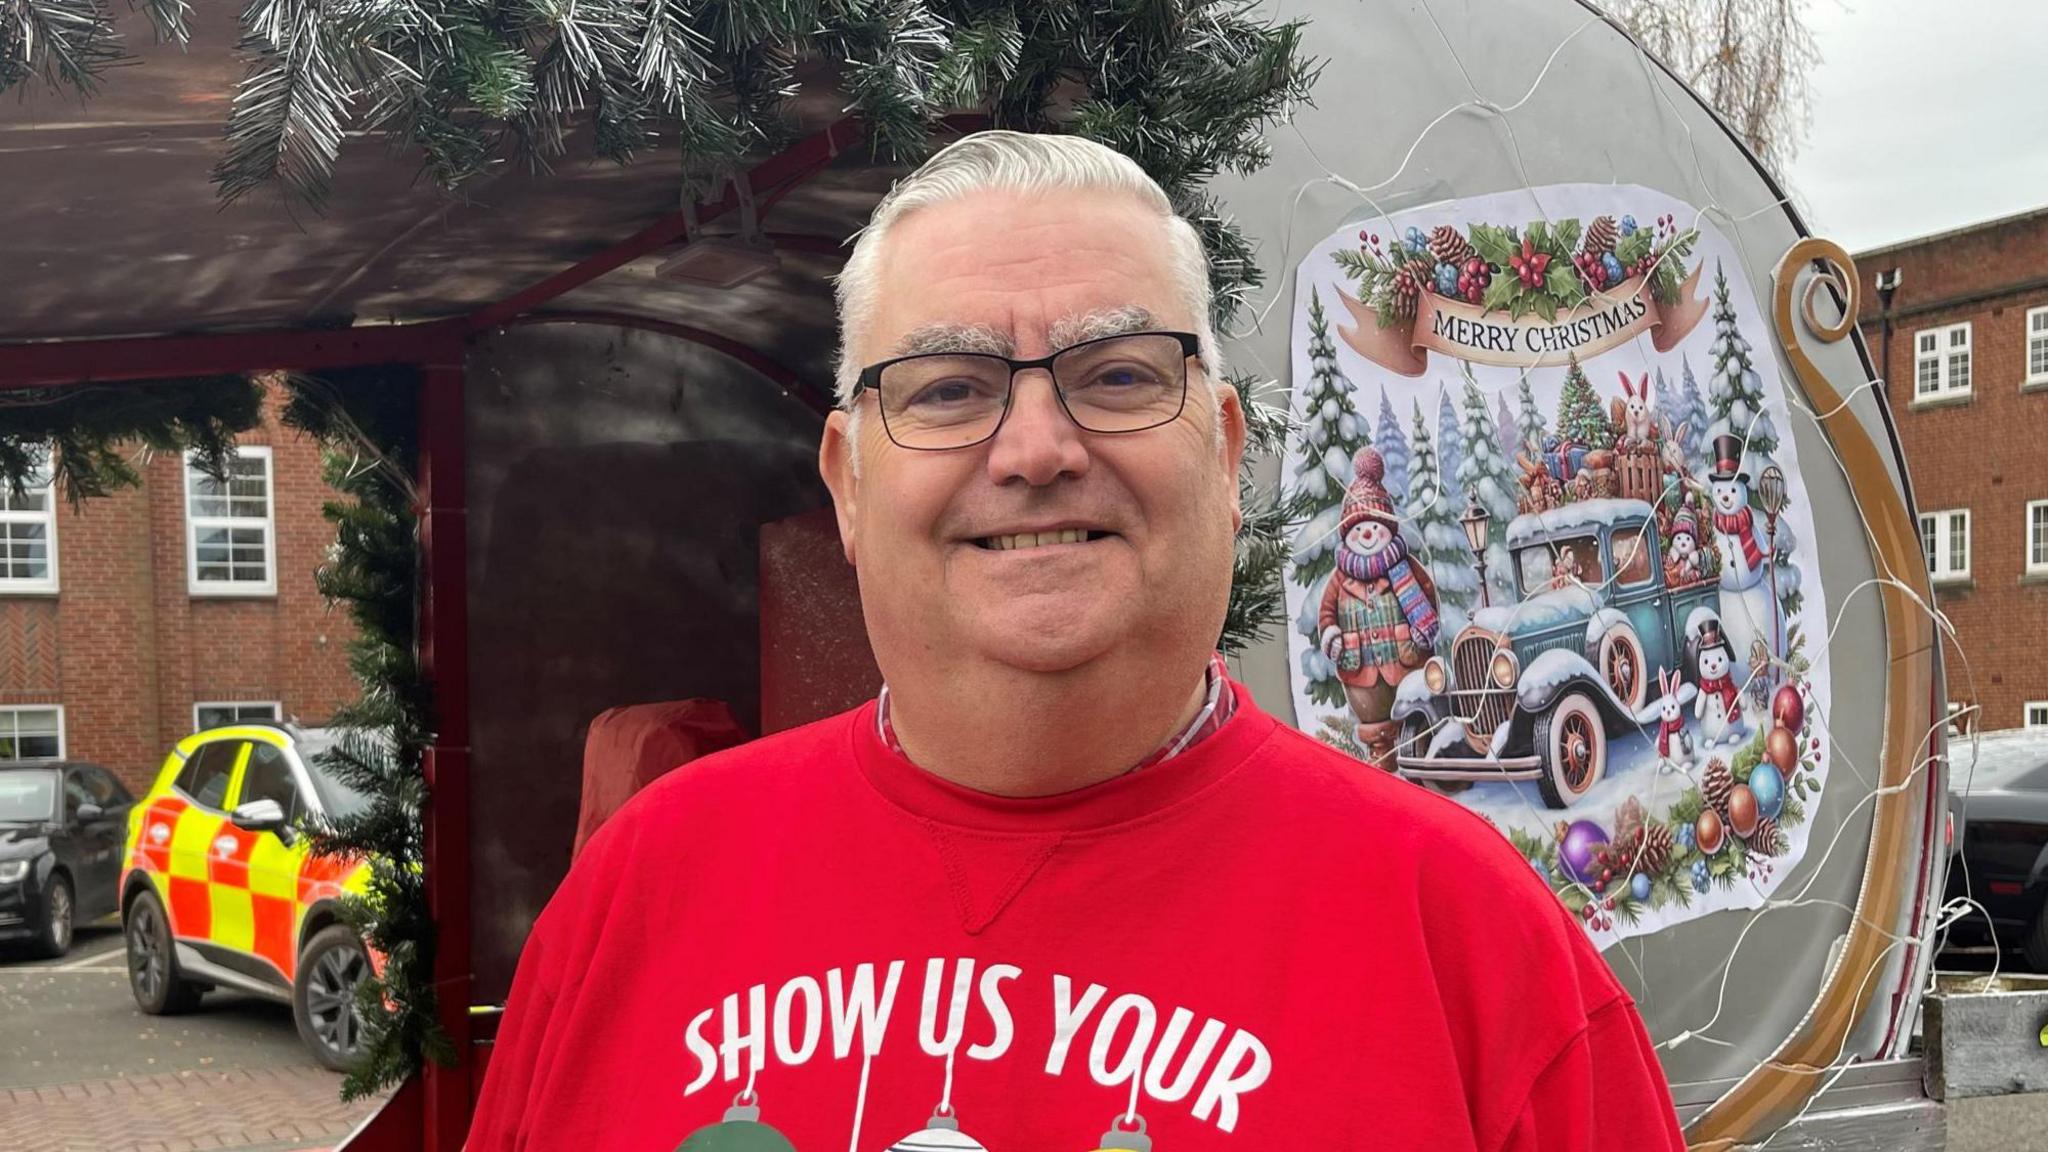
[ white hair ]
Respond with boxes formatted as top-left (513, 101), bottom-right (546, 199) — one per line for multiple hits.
top-left (833, 130), bottom-right (1224, 417)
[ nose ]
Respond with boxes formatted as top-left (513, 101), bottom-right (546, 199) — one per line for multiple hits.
top-left (985, 369), bottom-right (1090, 487)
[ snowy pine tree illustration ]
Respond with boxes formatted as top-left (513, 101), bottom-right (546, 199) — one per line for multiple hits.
top-left (1673, 354), bottom-right (1710, 471)
top-left (1375, 386), bottom-right (1413, 510)
top-left (1705, 258), bottom-right (1779, 459)
top-left (1515, 376), bottom-right (1548, 454)
top-left (1456, 377), bottom-right (1520, 605)
top-left (1407, 398), bottom-right (1478, 642)
top-left (1436, 386), bottom-right (1464, 494)
top-left (1289, 286), bottom-right (1369, 586)
top-left (1493, 389), bottom-right (1518, 463)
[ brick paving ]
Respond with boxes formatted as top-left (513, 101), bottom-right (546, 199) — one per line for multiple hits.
top-left (0, 1065), bottom-right (380, 1152)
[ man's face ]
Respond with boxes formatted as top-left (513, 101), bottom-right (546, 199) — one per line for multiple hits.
top-left (820, 188), bottom-right (1246, 679)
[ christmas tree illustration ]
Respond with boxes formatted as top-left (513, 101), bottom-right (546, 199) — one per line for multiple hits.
top-left (1493, 389), bottom-right (1518, 463)
top-left (1670, 354), bottom-right (1710, 472)
top-left (1554, 353), bottom-right (1615, 447)
top-left (1705, 258), bottom-right (1779, 460)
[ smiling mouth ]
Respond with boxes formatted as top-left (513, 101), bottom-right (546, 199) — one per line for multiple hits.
top-left (973, 529), bottom-right (1115, 551)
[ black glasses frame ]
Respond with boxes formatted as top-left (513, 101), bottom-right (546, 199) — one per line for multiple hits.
top-left (849, 330), bottom-right (1202, 451)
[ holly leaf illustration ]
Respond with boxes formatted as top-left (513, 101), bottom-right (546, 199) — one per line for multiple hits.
top-left (1531, 291), bottom-right (1559, 324)
top-left (1616, 228), bottom-right (1653, 265)
top-left (1527, 218), bottom-right (1551, 252)
top-left (1552, 217), bottom-right (1582, 256)
top-left (1546, 263), bottom-right (1587, 307)
top-left (1481, 273), bottom-right (1520, 314)
top-left (1469, 222), bottom-right (1519, 267)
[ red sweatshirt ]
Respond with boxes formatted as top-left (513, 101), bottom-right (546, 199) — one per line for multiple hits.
top-left (468, 683), bottom-right (1685, 1151)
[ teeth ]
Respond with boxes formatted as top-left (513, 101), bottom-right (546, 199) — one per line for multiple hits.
top-left (985, 529), bottom-right (1092, 551)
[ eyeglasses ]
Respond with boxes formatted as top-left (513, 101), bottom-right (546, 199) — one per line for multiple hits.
top-left (850, 331), bottom-right (1201, 451)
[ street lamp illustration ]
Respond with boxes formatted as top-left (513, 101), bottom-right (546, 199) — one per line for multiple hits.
top-left (1459, 491), bottom-right (1492, 608)
top-left (1757, 464), bottom-right (1788, 684)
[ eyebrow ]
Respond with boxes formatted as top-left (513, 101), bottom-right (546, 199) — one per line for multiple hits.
top-left (889, 306), bottom-right (1161, 358)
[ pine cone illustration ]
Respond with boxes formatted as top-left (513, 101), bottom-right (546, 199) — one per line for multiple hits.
top-left (1427, 225), bottom-right (1475, 267)
top-left (1703, 758), bottom-right (1733, 817)
top-left (1640, 824), bottom-right (1676, 876)
top-left (1583, 214), bottom-right (1618, 256)
top-left (1750, 817), bottom-right (1783, 857)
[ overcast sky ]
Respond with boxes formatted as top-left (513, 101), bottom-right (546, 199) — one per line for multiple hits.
top-left (1783, 0), bottom-right (2048, 253)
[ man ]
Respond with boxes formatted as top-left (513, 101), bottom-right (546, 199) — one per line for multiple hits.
top-left (468, 131), bottom-right (1685, 1150)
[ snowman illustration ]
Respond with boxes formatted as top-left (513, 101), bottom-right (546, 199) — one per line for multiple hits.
top-left (1318, 447), bottom-right (1442, 771)
top-left (1703, 434), bottom-right (1778, 683)
top-left (1691, 617), bottom-right (1746, 747)
top-left (1663, 508), bottom-right (1704, 585)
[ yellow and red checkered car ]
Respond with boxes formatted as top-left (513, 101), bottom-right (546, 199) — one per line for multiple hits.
top-left (120, 723), bottom-right (378, 1064)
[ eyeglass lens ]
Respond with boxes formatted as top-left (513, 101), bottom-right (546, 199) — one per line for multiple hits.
top-left (876, 333), bottom-right (1188, 449)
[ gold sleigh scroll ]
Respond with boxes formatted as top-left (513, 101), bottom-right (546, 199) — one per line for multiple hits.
top-left (1683, 239), bottom-right (1939, 1151)
top-left (1333, 262), bottom-right (1708, 377)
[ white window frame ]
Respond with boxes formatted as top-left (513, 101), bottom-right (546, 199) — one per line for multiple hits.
top-left (193, 700), bottom-right (283, 732)
top-left (1919, 508), bottom-right (1970, 583)
top-left (1914, 322), bottom-right (1973, 401)
top-left (2028, 307), bottom-right (2048, 386)
top-left (0, 705), bottom-right (65, 760)
top-left (2029, 500), bottom-right (2048, 576)
top-left (185, 446), bottom-right (277, 597)
top-left (2025, 701), bottom-right (2048, 729)
top-left (0, 453), bottom-right (58, 595)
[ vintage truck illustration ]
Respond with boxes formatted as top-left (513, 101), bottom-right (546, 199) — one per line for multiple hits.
top-left (1391, 498), bottom-right (1722, 807)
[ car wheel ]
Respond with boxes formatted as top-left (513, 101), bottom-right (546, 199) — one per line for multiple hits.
top-left (294, 925), bottom-right (372, 1072)
top-left (29, 871), bottom-right (74, 959)
top-left (1595, 625), bottom-right (1647, 713)
top-left (126, 889), bottom-right (203, 1014)
top-left (1536, 691), bottom-right (1606, 809)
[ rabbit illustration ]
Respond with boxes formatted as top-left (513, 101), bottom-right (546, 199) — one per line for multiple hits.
top-left (1619, 371), bottom-right (1655, 444)
top-left (1654, 667), bottom-right (1689, 773)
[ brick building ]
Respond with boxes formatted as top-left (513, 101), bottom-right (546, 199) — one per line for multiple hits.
top-left (0, 380), bottom-right (358, 793)
top-left (1855, 206), bottom-right (2048, 734)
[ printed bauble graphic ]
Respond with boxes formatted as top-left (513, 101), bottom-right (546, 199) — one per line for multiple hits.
top-left (678, 1098), bottom-right (798, 1152)
top-left (1749, 762), bottom-right (1786, 821)
top-left (1764, 725), bottom-right (1799, 777)
top-left (1630, 872), bottom-right (1653, 902)
top-left (1772, 684), bottom-right (1805, 733)
top-left (1558, 820), bottom-right (1610, 885)
top-left (888, 1111), bottom-right (989, 1151)
top-left (1727, 784), bottom-right (1760, 838)
top-left (1695, 808), bottom-right (1726, 856)
top-left (1090, 1114), bottom-right (1153, 1151)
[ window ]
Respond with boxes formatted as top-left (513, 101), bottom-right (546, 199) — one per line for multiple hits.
top-left (2026, 702), bottom-right (2048, 729)
top-left (185, 447), bottom-right (276, 596)
top-left (173, 740), bottom-right (242, 810)
top-left (1919, 509), bottom-right (1970, 581)
top-left (1946, 700), bottom-right (1975, 740)
top-left (62, 772), bottom-right (95, 820)
top-left (237, 743), bottom-right (303, 824)
top-left (194, 701), bottom-right (281, 732)
top-left (0, 453), bottom-right (58, 594)
top-left (0, 706), bottom-right (63, 760)
top-left (1612, 532), bottom-right (1654, 587)
top-left (2030, 501), bottom-right (2048, 576)
top-left (1914, 323), bottom-right (1972, 400)
top-left (75, 765), bottom-right (128, 807)
top-left (2029, 308), bottom-right (2048, 384)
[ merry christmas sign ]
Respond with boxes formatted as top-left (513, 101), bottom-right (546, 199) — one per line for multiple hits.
top-left (1281, 183), bottom-right (1834, 948)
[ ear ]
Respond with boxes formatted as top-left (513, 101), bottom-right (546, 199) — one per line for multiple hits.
top-left (1618, 372), bottom-right (1633, 399)
top-left (818, 410), bottom-right (861, 565)
top-left (1215, 379), bottom-right (1248, 533)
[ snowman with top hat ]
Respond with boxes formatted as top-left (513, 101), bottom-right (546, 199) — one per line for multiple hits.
top-left (1702, 432), bottom-right (1778, 688)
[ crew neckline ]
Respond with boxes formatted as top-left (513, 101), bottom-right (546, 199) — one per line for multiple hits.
top-left (848, 679), bottom-right (1281, 834)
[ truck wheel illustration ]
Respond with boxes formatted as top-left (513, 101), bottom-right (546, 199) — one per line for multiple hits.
top-left (1595, 623), bottom-right (1647, 712)
top-left (1535, 690), bottom-right (1606, 808)
top-left (1400, 714), bottom-right (1470, 794)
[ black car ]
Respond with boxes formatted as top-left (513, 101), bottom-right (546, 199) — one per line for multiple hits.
top-left (0, 761), bottom-right (135, 958)
top-left (1941, 727), bottom-right (2048, 969)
